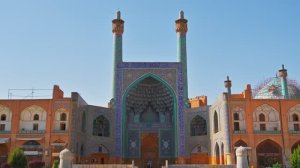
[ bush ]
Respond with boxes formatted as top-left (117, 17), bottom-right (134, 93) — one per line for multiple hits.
top-left (52, 160), bottom-right (59, 168)
top-left (0, 163), bottom-right (11, 168)
top-left (272, 162), bottom-right (281, 168)
top-left (28, 160), bottom-right (45, 168)
top-left (7, 148), bottom-right (27, 168)
top-left (290, 145), bottom-right (300, 168)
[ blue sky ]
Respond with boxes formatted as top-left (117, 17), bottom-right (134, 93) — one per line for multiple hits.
top-left (0, 1), bottom-right (299, 106)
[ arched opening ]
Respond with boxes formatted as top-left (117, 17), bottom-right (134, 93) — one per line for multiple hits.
top-left (93, 115), bottom-right (110, 137)
top-left (20, 105), bottom-right (46, 132)
top-left (259, 113), bottom-right (265, 121)
top-left (233, 113), bottom-right (239, 120)
top-left (0, 114), bottom-right (6, 121)
top-left (254, 104), bottom-right (280, 132)
top-left (123, 74), bottom-right (176, 167)
top-left (221, 143), bottom-right (225, 165)
top-left (190, 115), bottom-right (207, 136)
top-left (293, 114), bottom-right (300, 131)
top-left (234, 140), bottom-right (247, 147)
top-left (233, 113), bottom-right (240, 131)
top-left (60, 113), bottom-right (67, 121)
top-left (256, 139), bottom-right (282, 168)
top-left (33, 114), bottom-right (39, 121)
top-left (21, 140), bottom-right (43, 161)
top-left (190, 145), bottom-right (208, 164)
top-left (234, 140), bottom-right (248, 164)
top-left (0, 144), bottom-right (8, 164)
top-left (214, 111), bottom-right (219, 133)
top-left (292, 114), bottom-right (299, 121)
top-left (291, 141), bottom-right (300, 153)
top-left (259, 113), bottom-right (266, 131)
top-left (215, 143), bottom-right (220, 164)
top-left (51, 139), bottom-right (66, 162)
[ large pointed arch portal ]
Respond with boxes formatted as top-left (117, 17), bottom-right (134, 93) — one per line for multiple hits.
top-left (114, 62), bottom-right (185, 164)
top-left (121, 73), bottom-right (177, 165)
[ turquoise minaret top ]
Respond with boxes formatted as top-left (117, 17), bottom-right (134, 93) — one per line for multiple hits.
top-left (278, 64), bottom-right (289, 99)
top-left (176, 11), bottom-right (189, 107)
top-left (112, 11), bottom-right (124, 101)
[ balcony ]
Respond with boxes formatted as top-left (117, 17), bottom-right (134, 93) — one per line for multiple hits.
top-left (288, 130), bottom-right (300, 134)
top-left (254, 130), bottom-right (281, 134)
top-left (18, 130), bottom-right (46, 134)
top-left (233, 130), bottom-right (246, 134)
top-left (0, 131), bottom-right (10, 134)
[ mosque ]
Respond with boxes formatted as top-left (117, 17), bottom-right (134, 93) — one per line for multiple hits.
top-left (0, 11), bottom-right (300, 168)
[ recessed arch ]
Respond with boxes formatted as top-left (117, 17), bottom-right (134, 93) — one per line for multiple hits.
top-left (256, 139), bottom-right (282, 167)
top-left (253, 104), bottom-right (280, 131)
top-left (93, 115), bottom-right (110, 137)
top-left (214, 111), bottom-right (219, 133)
top-left (190, 115), bottom-right (207, 136)
top-left (291, 140), bottom-right (300, 153)
top-left (215, 142), bottom-right (220, 164)
top-left (234, 140), bottom-right (247, 147)
top-left (122, 73), bottom-right (178, 157)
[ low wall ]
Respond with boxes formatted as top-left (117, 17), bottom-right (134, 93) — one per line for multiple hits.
top-left (73, 164), bottom-right (134, 168)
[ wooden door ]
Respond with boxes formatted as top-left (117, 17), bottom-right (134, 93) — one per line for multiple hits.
top-left (141, 133), bottom-right (159, 168)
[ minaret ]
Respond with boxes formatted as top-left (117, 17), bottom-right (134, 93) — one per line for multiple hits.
top-left (224, 76), bottom-right (232, 94)
top-left (112, 10), bottom-right (124, 101)
top-left (278, 64), bottom-right (289, 99)
top-left (176, 11), bottom-right (189, 107)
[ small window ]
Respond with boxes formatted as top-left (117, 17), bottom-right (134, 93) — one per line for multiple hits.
top-left (0, 124), bottom-right (5, 131)
top-left (294, 124), bottom-right (300, 131)
top-left (234, 122), bottom-right (240, 131)
top-left (292, 114), bottom-right (299, 122)
top-left (0, 114), bottom-right (6, 121)
top-left (233, 113), bottom-right (239, 120)
top-left (60, 113), bottom-right (67, 121)
top-left (260, 124), bottom-right (266, 131)
top-left (33, 123), bottom-right (39, 130)
top-left (33, 114), bottom-right (39, 121)
top-left (60, 123), bottom-right (66, 131)
top-left (259, 114), bottom-right (265, 122)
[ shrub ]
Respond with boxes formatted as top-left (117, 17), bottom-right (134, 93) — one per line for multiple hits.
top-left (0, 163), bottom-right (11, 168)
top-left (7, 148), bottom-right (27, 168)
top-left (52, 160), bottom-right (59, 168)
top-left (28, 160), bottom-right (45, 168)
top-left (290, 145), bottom-right (300, 168)
top-left (272, 162), bottom-right (281, 168)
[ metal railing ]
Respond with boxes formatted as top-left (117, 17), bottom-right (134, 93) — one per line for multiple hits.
top-left (288, 130), bottom-right (300, 134)
top-left (0, 130), bottom-right (10, 134)
top-left (18, 130), bottom-right (46, 134)
top-left (254, 130), bottom-right (281, 134)
top-left (233, 130), bottom-right (246, 134)
top-left (52, 130), bottom-right (68, 133)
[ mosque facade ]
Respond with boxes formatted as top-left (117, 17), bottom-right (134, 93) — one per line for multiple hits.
top-left (0, 11), bottom-right (300, 168)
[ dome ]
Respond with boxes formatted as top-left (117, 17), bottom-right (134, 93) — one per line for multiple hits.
top-left (253, 77), bottom-right (300, 99)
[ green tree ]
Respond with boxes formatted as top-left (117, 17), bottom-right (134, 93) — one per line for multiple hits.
top-left (291, 145), bottom-right (300, 168)
top-left (52, 160), bottom-right (59, 168)
top-left (7, 148), bottom-right (27, 168)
